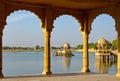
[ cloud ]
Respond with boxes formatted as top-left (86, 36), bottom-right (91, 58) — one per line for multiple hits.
top-left (6, 13), bottom-right (35, 23)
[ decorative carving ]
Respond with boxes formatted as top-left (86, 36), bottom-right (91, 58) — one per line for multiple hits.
top-left (88, 6), bottom-right (117, 33)
top-left (52, 7), bottom-right (83, 31)
top-left (4, 3), bottom-right (45, 30)
top-left (43, 7), bottom-right (54, 32)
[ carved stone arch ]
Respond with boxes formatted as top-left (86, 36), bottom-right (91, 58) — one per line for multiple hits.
top-left (91, 13), bottom-right (115, 25)
top-left (52, 12), bottom-right (82, 30)
top-left (6, 10), bottom-right (42, 26)
top-left (70, 13), bottom-right (83, 31)
top-left (88, 7), bottom-right (116, 34)
top-left (112, 6), bottom-right (120, 34)
top-left (88, 12), bottom-right (102, 34)
top-left (102, 6), bottom-right (119, 33)
top-left (4, 4), bottom-right (45, 30)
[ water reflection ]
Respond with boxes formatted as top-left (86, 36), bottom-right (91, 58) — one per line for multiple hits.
top-left (95, 59), bottom-right (117, 74)
top-left (3, 52), bottom-right (117, 76)
top-left (61, 54), bottom-right (117, 74)
top-left (62, 56), bottom-right (71, 70)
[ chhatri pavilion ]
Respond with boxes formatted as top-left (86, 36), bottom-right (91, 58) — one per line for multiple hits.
top-left (0, 0), bottom-right (120, 78)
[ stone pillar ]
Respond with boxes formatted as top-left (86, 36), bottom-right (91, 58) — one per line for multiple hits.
top-left (42, 30), bottom-right (52, 75)
top-left (116, 34), bottom-right (120, 77)
top-left (100, 55), bottom-right (103, 60)
top-left (0, 1), bottom-right (5, 76)
top-left (114, 5), bottom-right (120, 77)
top-left (0, 28), bottom-right (3, 78)
top-left (106, 55), bottom-right (108, 61)
top-left (109, 55), bottom-right (110, 60)
top-left (0, 0), bottom-right (6, 78)
top-left (81, 33), bottom-right (90, 72)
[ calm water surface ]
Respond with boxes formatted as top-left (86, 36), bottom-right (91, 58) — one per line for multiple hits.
top-left (2, 52), bottom-right (117, 77)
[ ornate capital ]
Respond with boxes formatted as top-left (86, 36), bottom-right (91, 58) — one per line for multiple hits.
top-left (42, 28), bottom-right (51, 38)
top-left (80, 11), bottom-right (91, 35)
top-left (82, 32), bottom-right (89, 39)
top-left (42, 7), bottom-right (53, 32)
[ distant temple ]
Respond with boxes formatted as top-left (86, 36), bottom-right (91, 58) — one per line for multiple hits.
top-left (53, 43), bottom-right (74, 57)
top-left (95, 38), bottom-right (117, 62)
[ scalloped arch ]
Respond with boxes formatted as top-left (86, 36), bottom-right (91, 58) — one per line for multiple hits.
top-left (90, 13), bottom-right (116, 32)
top-left (5, 9), bottom-right (43, 29)
top-left (92, 13), bottom-right (115, 24)
top-left (53, 13), bottom-right (82, 29)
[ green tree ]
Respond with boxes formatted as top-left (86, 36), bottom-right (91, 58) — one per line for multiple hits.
top-left (94, 43), bottom-right (98, 49)
top-left (106, 40), bottom-right (112, 49)
top-left (36, 45), bottom-right (40, 50)
top-left (88, 43), bottom-right (95, 49)
top-left (112, 38), bottom-right (118, 49)
top-left (76, 44), bottom-right (83, 49)
top-left (2, 46), bottom-right (12, 50)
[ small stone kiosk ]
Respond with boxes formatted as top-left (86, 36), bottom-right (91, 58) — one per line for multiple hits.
top-left (95, 38), bottom-right (114, 62)
top-left (53, 43), bottom-right (74, 57)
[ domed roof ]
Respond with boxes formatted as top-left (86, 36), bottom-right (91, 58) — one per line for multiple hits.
top-left (63, 43), bottom-right (70, 49)
top-left (97, 38), bottom-right (107, 45)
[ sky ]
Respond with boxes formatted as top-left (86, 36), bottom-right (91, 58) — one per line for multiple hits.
top-left (2, 10), bottom-right (117, 47)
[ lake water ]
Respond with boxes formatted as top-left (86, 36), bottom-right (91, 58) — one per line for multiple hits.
top-left (2, 52), bottom-right (117, 77)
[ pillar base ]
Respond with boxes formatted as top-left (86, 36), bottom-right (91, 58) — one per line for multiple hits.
top-left (116, 73), bottom-right (120, 77)
top-left (42, 71), bottom-right (52, 75)
top-left (81, 68), bottom-right (90, 72)
top-left (0, 72), bottom-right (3, 78)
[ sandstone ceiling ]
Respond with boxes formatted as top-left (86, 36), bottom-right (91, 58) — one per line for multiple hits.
top-left (5, 0), bottom-right (119, 9)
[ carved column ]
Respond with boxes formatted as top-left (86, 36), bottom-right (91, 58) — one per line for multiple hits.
top-left (81, 32), bottom-right (90, 72)
top-left (81, 12), bottom-right (90, 72)
top-left (42, 7), bottom-right (53, 75)
top-left (115, 5), bottom-right (120, 77)
top-left (0, 0), bottom-right (5, 78)
top-left (116, 33), bottom-right (120, 77)
top-left (42, 30), bottom-right (52, 75)
top-left (0, 27), bottom-right (4, 78)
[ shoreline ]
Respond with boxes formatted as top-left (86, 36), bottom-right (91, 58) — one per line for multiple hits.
top-left (2, 50), bottom-right (43, 52)
top-left (76, 49), bottom-right (96, 52)
top-left (2, 49), bottom-right (96, 53)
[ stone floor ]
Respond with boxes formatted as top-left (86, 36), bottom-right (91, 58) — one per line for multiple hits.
top-left (0, 73), bottom-right (120, 81)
